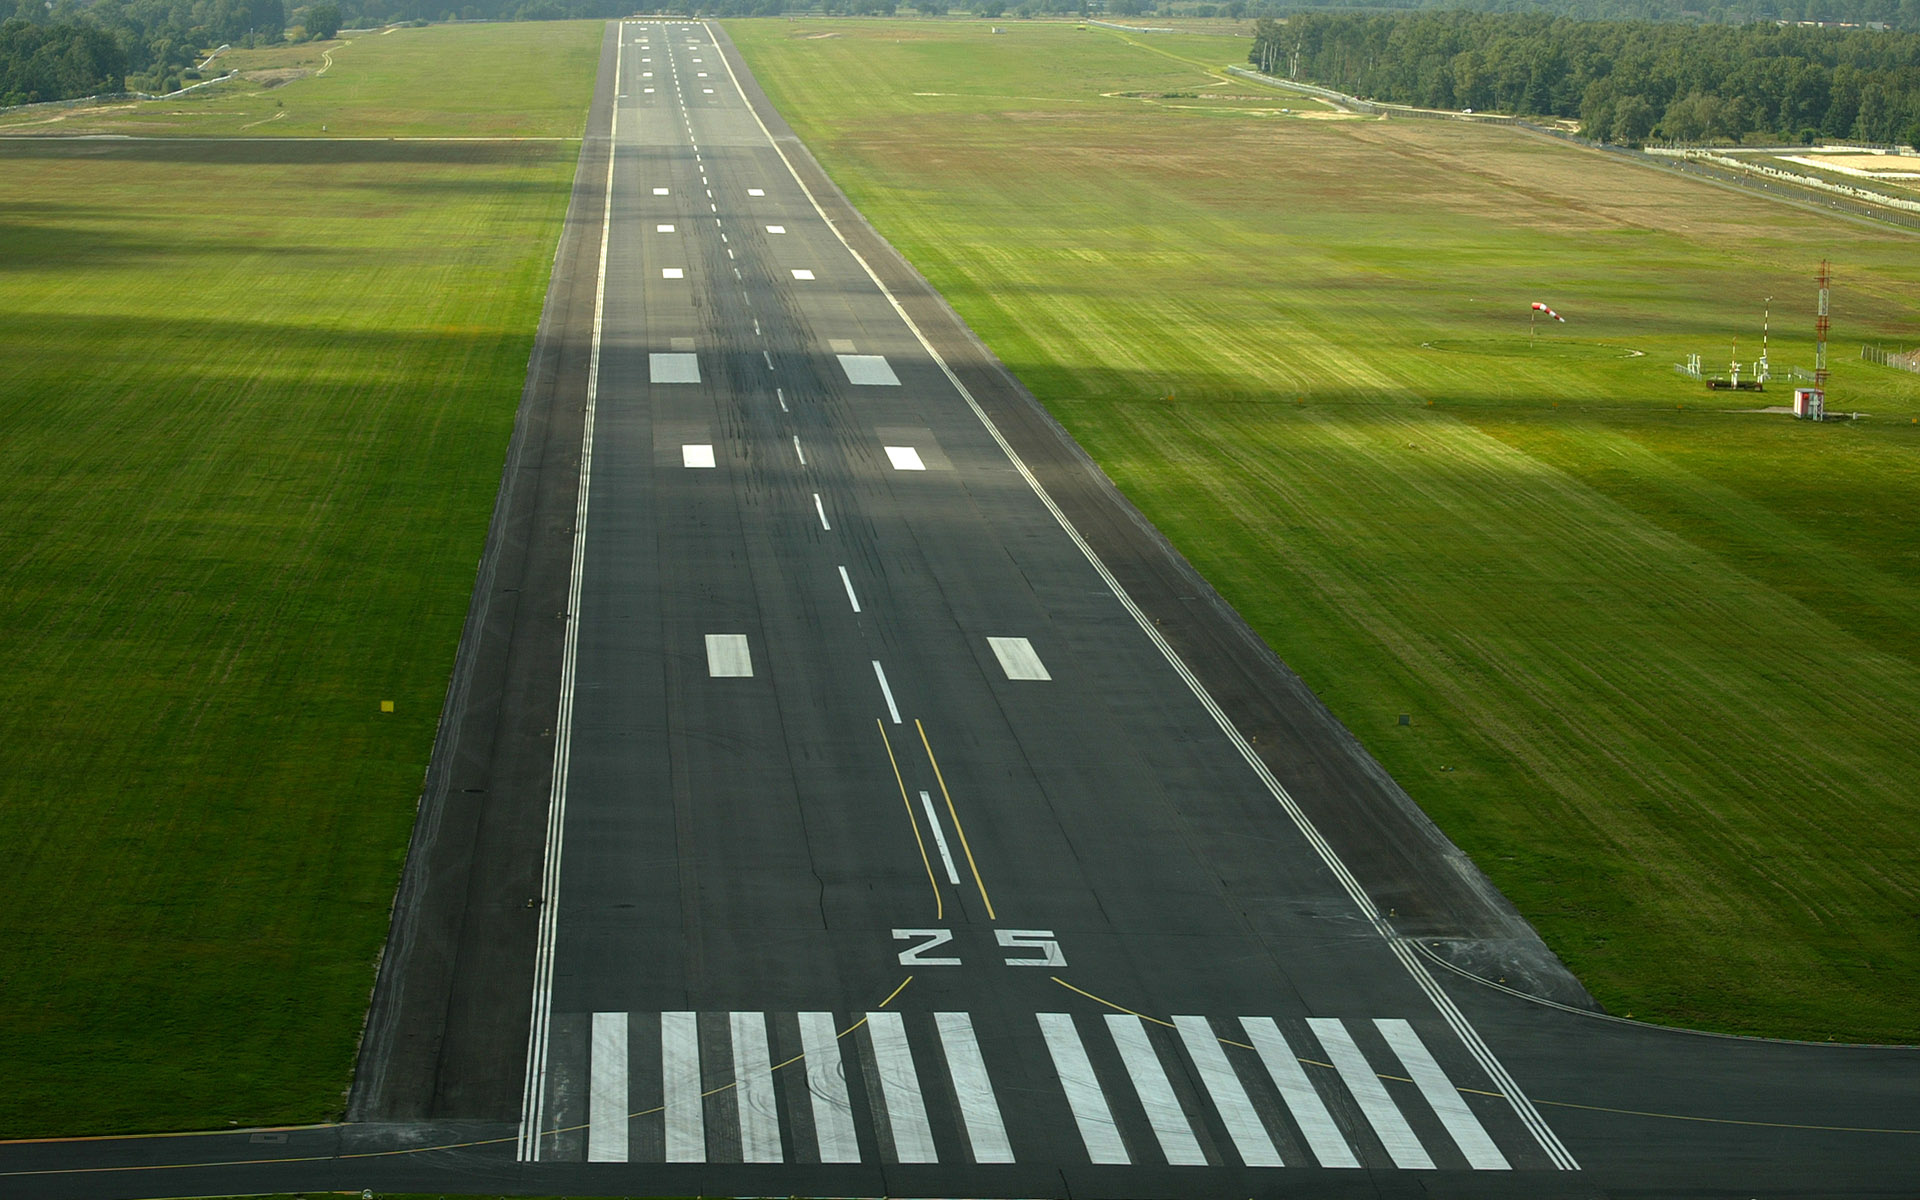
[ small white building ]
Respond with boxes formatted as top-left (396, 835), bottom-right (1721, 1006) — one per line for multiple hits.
top-left (1793, 387), bottom-right (1825, 420)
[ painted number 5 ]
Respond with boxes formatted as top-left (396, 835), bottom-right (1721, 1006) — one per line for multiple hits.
top-left (996, 928), bottom-right (1066, 967)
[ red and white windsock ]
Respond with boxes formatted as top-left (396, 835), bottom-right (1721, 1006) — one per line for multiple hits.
top-left (1531, 302), bottom-right (1566, 322)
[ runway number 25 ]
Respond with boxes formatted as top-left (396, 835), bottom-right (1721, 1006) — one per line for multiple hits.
top-left (892, 928), bottom-right (1066, 968)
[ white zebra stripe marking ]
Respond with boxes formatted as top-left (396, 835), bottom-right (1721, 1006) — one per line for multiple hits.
top-left (936, 1012), bottom-right (1014, 1164)
top-left (1037, 1012), bottom-right (1129, 1164)
top-left (661, 1011), bottom-right (706, 1162)
top-left (589, 1012), bottom-right (628, 1162)
top-left (730, 1012), bottom-right (783, 1163)
top-left (1309, 1017), bottom-right (1433, 1169)
top-left (1173, 1015), bottom-right (1283, 1167)
top-left (1377, 1019), bottom-right (1510, 1170)
top-left (1105, 1014), bottom-right (1206, 1166)
top-left (867, 1011), bottom-right (938, 1163)
top-left (797, 1011), bottom-right (861, 1163)
top-left (1240, 1017), bottom-right (1358, 1168)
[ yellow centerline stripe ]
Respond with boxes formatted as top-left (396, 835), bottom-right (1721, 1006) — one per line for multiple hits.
top-left (916, 719), bottom-right (996, 920)
top-left (878, 718), bottom-right (942, 921)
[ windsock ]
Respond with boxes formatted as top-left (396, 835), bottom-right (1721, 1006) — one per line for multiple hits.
top-left (1531, 302), bottom-right (1566, 322)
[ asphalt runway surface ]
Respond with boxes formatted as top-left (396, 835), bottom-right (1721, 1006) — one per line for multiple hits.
top-left (7, 19), bottom-right (1917, 1200)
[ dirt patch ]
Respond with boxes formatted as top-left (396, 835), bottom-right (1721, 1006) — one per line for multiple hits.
top-left (247, 68), bottom-right (315, 88)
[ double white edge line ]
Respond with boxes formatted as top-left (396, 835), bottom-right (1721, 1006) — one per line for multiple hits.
top-left (517, 20), bottom-right (623, 1164)
top-left (518, 19), bottom-right (1578, 1171)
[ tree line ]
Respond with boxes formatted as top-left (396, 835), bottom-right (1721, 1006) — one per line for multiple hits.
top-left (1260, 0), bottom-right (1917, 33)
top-left (0, 0), bottom-right (343, 104)
top-left (1255, 11), bottom-right (1920, 145)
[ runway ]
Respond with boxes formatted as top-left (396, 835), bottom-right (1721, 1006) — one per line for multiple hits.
top-left (529, 13), bottom-right (1580, 1178)
top-left (6, 18), bottom-right (1917, 1200)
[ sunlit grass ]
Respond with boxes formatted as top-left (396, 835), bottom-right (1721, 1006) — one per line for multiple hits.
top-left (0, 33), bottom-right (592, 1134)
top-left (732, 17), bottom-right (1920, 1042)
top-left (0, 21), bottom-right (603, 139)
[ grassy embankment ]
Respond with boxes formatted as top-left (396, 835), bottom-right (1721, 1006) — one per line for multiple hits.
top-left (0, 21), bottom-right (602, 1136)
top-left (731, 18), bottom-right (1920, 1044)
top-left (0, 21), bottom-right (599, 138)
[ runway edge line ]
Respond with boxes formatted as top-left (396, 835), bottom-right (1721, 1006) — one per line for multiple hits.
top-left (514, 18), bottom-right (623, 1165)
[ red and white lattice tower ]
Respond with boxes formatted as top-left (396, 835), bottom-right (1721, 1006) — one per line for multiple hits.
top-left (1815, 259), bottom-right (1831, 387)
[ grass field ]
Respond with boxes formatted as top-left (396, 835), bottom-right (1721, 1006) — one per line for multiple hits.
top-left (0, 24), bottom-right (600, 1135)
top-left (0, 21), bottom-right (602, 139)
top-left (731, 18), bottom-right (1920, 1043)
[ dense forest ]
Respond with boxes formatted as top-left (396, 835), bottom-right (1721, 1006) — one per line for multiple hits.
top-left (2, 0), bottom-right (303, 102)
top-left (1255, 11), bottom-right (1920, 144)
top-left (1260, 0), bottom-right (1917, 33)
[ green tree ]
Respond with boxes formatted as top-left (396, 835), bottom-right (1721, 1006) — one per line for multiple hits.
top-left (1611, 92), bottom-right (1655, 143)
top-left (303, 0), bottom-right (339, 37)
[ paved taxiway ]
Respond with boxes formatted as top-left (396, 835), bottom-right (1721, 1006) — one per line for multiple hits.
top-left (7, 18), bottom-right (1916, 1200)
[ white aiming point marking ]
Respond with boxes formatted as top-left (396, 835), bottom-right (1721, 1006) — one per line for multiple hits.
top-left (987, 637), bottom-right (1050, 681)
top-left (791, 269), bottom-right (814, 280)
top-left (681, 444), bottom-right (715, 469)
top-left (656, 223), bottom-right (674, 232)
top-left (705, 634), bottom-right (753, 678)
top-left (884, 446), bottom-right (926, 472)
top-left (643, 88), bottom-right (654, 94)
top-left (703, 89), bottom-right (714, 94)
top-left (662, 268), bottom-right (684, 279)
top-left (653, 187), bottom-right (669, 195)
top-left (748, 188), bottom-right (765, 196)
top-left (766, 225), bottom-right (786, 234)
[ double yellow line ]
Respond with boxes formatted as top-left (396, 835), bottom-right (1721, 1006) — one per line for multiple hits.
top-left (877, 718), bottom-right (996, 920)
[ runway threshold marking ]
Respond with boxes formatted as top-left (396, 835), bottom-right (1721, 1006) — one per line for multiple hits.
top-left (1037, 1012), bottom-right (1129, 1164)
top-left (915, 719), bottom-right (996, 920)
top-left (1380, 1019), bottom-right (1512, 1170)
top-left (936, 1011), bottom-right (1016, 1163)
top-left (1106, 1014), bottom-right (1207, 1165)
top-left (702, 19), bottom-right (1579, 1170)
top-left (1175, 1014), bottom-right (1284, 1166)
top-left (867, 1010), bottom-right (939, 1162)
top-left (1309, 1017), bottom-right (1434, 1169)
top-left (588, 1012), bottom-right (628, 1162)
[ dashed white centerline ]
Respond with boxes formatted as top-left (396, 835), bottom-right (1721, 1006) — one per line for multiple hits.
top-left (776, 387), bottom-right (787, 412)
top-left (752, 318), bottom-right (760, 335)
top-left (763, 350), bottom-right (773, 368)
top-left (835, 565), bottom-right (862, 612)
top-left (812, 492), bottom-right (830, 530)
top-left (792, 435), bottom-right (806, 465)
top-left (919, 790), bottom-right (962, 884)
top-left (871, 661), bottom-right (902, 725)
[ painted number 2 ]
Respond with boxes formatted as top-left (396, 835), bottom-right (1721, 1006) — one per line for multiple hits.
top-left (892, 928), bottom-right (1066, 968)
